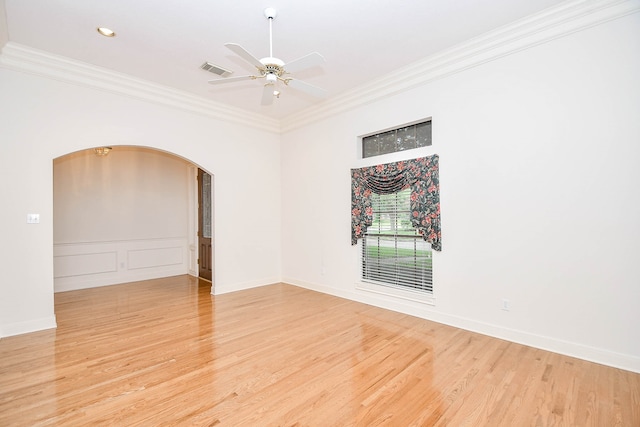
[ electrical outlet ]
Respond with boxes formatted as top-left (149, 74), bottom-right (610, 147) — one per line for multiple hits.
top-left (26, 213), bottom-right (40, 224)
top-left (501, 298), bottom-right (510, 311)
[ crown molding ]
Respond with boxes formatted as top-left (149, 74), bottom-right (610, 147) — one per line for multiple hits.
top-left (1, 0), bottom-right (637, 135)
top-left (280, 0), bottom-right (640, 133)
top-left (0, 42), bottom-right (281, 133)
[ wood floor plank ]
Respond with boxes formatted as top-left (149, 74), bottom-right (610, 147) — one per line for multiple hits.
top-left (1, 275), bottom-right (638, 426)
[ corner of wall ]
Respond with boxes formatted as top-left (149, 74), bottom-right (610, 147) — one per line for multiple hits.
top-left (0, 0), bottom-right (8, 49)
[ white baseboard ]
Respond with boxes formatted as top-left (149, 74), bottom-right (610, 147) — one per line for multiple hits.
top-left (213, 277), bottom-right (281, 295)
top-left (0, 315), bottom-right (57, 338)
top-left (283, 277), bottom-right (640, 374)
top-left (54, 267), bottom-right (190, 292)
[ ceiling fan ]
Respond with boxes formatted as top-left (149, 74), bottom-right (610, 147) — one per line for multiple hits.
top-left (208, 8), bottom-right (326, 106)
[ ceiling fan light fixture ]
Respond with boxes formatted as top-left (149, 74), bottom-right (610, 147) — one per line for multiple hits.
top-left (265, 73), bottom-right (277, 84)
top-left (207, 7), bottom-right (326, 104)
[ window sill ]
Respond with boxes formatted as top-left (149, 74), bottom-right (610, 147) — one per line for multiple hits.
top-left (356, 280), bottom-right (435, 306)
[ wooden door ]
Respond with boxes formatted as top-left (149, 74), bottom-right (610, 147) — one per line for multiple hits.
top-left (197, 169), bottom-right (213, 281)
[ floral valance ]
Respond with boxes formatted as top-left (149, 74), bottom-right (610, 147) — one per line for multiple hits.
top-left (351, 155), bottom-right (441, 251)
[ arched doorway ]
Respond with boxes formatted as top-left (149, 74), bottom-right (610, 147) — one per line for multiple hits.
top-left (53, 146), bottom-right (213, 292)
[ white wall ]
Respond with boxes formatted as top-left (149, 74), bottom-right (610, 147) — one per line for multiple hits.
top-left (0, 1), bottom-right (7, 49)
top-left (0, 67), bottom-right (282, 337)
top-left (281, 13), bottom-right (640, 372)
top-left (1, 0), bottom-right (638, 374)
top-left (53, 147), bottom-right (193, 291)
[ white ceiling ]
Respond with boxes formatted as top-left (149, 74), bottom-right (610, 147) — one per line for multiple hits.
top-left (1, 0), bottom-right (567, 120)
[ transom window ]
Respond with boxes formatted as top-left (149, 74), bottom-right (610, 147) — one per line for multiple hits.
top-left (362, 188), bottom-right (433, 293)
top-left (362, 120), bottom-right (432, 158)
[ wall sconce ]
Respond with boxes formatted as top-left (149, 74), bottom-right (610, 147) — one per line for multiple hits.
top-left (94, 147), bottom-right (112, 156)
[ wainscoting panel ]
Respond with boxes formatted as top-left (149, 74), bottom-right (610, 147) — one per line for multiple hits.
top-left (54, 238), bottom-right (189, 292)
top-left (128, 246), bottom-right (183, 270)
top-left (54, 251), bottom-right (117, 278)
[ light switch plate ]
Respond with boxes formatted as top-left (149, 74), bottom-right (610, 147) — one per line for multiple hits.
top-left (27, 213), bottom-right (40, 224)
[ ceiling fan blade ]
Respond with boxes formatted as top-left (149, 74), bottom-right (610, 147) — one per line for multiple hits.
top-left (225, 43), bottom-right (264, 69)
top-left (286, 78), bottom-right (327, 98)
top-left (261, 84), bottom-right (275, 106)
top-left (284, 52), bottom-right (325, 73)
top-left (208, 75), bottom-right (256, 85)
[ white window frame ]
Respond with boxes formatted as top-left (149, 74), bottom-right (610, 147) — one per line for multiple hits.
top-left (355, 189), bottom-right (435, 305)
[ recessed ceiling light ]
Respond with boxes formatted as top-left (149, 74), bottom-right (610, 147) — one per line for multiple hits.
top-left (97, 27), bottom-right (116, 37)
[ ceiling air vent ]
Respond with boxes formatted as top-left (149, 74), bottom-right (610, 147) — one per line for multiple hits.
top-left (200, 62), bottom-right (232, 77)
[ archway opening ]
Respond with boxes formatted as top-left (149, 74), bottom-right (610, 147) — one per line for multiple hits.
top-left (53, 146), bottom-right (213, 293)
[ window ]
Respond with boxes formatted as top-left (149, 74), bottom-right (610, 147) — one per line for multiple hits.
top-left (362, 120), bottom-right (432, 158)
top-left (362, 188), bottom-right (433, 293)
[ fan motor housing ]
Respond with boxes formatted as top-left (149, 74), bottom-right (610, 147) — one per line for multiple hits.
top-left (263, 63), bottom-right (284, 77)
top-left (260, 57), bottom-right (285, 77)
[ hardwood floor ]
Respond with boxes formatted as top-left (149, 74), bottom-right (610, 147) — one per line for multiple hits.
top-left (1, 276), bottom-right (638, 426)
